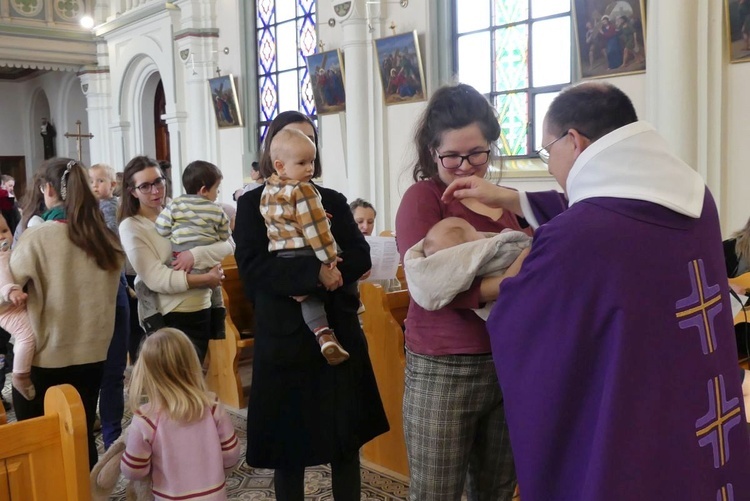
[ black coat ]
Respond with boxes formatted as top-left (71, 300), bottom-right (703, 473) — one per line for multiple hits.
top-left (234, 184), bottom-right (389, 468)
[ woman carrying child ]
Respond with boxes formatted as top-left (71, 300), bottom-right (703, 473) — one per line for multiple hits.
top-left (394, 83), bottom-right (531, 500)
top-left (121, 327), bottom-right (240, 500)
top-left (234, 111), bottom-right (388, 500)
top-left (118, 156), bottom-right (227, 363)
top-left (10, 158), bottom-right (124, 468)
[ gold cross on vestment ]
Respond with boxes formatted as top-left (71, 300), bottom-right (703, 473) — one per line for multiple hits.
top-left (64, 120), bottom-right (94, 161)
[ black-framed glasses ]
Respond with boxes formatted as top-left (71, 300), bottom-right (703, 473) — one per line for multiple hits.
top-left (435, 149), bottom-right (491, 170)
top-left (535, 132), bottom-right (568, 164)
top-left (134, 177), bottom-right (166, 194)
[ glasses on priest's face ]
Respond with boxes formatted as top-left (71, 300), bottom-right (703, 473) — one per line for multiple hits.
top-left (134, 177), bottom-right (166, 194)
top-left (535, 132), bottom-right (569, 165)
top-left (435, 149), bottom-right (492, 170)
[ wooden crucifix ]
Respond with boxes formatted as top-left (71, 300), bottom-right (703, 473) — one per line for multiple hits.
top-left (64, 120), bottom-right (94, 161)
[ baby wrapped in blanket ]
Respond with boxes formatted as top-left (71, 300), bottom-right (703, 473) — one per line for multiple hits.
top-left (404, 217), bottom-right (531, 320)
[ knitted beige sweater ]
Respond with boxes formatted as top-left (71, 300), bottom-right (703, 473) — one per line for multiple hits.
top-left (10, 222), bottom-right (121, 368)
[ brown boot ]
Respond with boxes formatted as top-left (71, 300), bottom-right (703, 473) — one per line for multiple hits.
top-left (314, 328), bottom-right (350, 366)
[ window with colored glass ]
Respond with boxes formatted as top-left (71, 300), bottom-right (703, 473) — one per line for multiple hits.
top-left (256, 0), bottom-right (317, 143)
top-left (454, 0), bottom-right (572, 160)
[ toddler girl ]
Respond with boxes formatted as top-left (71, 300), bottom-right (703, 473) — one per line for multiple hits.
top-left (121, 328), bottom-right (240, 500)
top-left (0, 211), bottom-right (35, 401)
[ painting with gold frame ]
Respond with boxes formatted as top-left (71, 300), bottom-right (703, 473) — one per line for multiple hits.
top-left (208, 74), bottom-right (243, 128)
top-left (726, 0), bottom-right (750, 63)
top-left (306, 49), bottom-right (346, 115)
top-left (374, 31), bottom-right (426, 106)
top-left (573, 0), bottom-right (647, 79)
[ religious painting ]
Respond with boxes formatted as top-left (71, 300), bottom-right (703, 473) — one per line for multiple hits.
top-left (305, 49), bottom-right (346, 115)
top-left (374, 31), bottom-right (426, 106)
top-left (208, 75), bottom-right (243, 128)
top-left (573, 0), bottom-right (646, 79)
top-left (726, 0), bottom-right (750, 62)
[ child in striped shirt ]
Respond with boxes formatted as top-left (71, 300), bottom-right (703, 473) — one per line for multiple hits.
top-left (121, 328), bottom-right (240, 500)
top-left (136, 161), bottom-right (231, 336)
top-left (260, 128), bottom-right (350, 365)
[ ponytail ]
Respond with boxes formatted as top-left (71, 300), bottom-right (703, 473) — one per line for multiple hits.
top-left (40, 158), bottom-right (124, 272)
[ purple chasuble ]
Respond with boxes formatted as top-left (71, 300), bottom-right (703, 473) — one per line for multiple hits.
top-left (489, 189), bottom-right (750, 500)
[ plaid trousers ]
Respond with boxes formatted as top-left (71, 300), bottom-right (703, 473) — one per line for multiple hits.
top-left (403, 350), bottom-right (516, 501)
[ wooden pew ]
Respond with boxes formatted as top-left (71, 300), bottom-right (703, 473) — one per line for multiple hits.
top-left (360, 282), bottom-right (410, 477)
top-left (206, 255), bottom-right (254, 409)
top-left (0, 385), bottom-right (89, 501)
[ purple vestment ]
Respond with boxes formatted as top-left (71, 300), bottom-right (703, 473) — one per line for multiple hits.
top-left (491, 191), bottom-right (750, 500)
top-left (489, 122), bottom-right (750, 500)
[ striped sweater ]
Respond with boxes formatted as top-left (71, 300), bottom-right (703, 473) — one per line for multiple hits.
top-left (121, 397), bottom-right (240, 501)
top-left (155, 194), bottom-right (230, 248)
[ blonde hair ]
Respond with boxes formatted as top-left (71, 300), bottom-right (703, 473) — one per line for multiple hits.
top-left (269, 128), bottom-right (316, 164)
top-left (90, 163), bottom-right (116, 183)
top-left (128, 328), bottom-right (211, 422)
top-left (732, 217), bottom-right (750, 267)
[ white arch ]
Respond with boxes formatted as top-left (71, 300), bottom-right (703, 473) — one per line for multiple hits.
top-left (118, 54), bottom-right (162, 159)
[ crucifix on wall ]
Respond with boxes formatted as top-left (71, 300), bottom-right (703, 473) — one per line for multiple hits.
top-left (64, 120), bottom-right (94, 161)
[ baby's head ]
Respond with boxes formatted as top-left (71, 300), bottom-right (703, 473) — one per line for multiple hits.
top-left (270, 128), bottom-right (317, 182)
top-left (89, 163), bottom-right (117, 200)
top-left (423, 217), bottom-right (484, 257)
top-left (182, 160), bottom-right (223, 202)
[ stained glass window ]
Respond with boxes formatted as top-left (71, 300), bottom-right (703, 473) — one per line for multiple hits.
top-left (257, 0), bottom-right (317, 143)
top-left (454, 0), bottom-right (571, 159)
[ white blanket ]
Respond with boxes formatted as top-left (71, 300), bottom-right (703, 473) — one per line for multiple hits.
top-left (404, 230), bottom-right (531, 319)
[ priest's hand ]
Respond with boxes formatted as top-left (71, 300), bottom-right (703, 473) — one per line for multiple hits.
top-left (442, 177), bottom-right (523, 215)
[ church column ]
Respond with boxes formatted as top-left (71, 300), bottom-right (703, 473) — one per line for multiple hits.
top-left (80, 40), bottom-right (114, 166)
top-left (339, 0), bottom-right (373, 202)
top-left (163, 112), bottom-right (189, 196)
top-left (644, 1), bottom-right (725, 208)
top-left (109, 121), bottom-right (131, 171)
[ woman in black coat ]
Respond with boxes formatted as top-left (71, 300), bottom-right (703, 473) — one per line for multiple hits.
top-left (234, 111), bottom-right (389, 501)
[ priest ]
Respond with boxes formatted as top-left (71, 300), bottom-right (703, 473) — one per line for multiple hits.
top-left (442, 81), bottom-right (750, 500)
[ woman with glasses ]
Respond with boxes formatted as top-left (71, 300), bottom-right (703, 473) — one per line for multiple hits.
top-left (10, 158), bottom-right (124, 468)
top-left (394, 83), bottom-right (530, 501)
top-left (118, 156), bottom-right (226, 363)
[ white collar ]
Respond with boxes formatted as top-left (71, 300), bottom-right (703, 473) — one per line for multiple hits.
top-left (566, 121), bottom-right (705, 218)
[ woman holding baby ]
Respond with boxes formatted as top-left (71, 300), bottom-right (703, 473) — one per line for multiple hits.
top-left (395, 83), bottom-right (531, 501)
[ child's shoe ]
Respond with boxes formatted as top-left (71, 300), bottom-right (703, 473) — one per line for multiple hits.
top-left (314, 328), bottom-right (349, 366)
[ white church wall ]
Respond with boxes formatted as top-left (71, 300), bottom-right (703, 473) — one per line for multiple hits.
top-left (212, 0), bottom-right (245, 203)
top-left (0, 82), bottom-right (26, 157)
top-left (725, 63), bottom-right (750, 236)
top-left (0, 72), bottom-right (89, 182)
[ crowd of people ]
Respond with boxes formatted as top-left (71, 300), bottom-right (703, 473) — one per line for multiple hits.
top-left (1, 79), bottom-right (750, 501)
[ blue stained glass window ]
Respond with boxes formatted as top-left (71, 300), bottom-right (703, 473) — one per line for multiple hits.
top-left (454, 1), bottom-right (572, 159)
top-left (257, 0), bottom-right (317, 144)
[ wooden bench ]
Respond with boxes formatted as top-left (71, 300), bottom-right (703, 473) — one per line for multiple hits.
top-left (0, 384), bottom-right (90, 500)
top-left (206, 255), bottom-right (254, 409)
top-left (360, 282), bottom-right (410, 477)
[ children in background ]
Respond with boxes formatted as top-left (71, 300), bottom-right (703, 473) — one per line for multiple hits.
top-left (143, 161), bottom-right (231, 337)
top-left (261, 128), bottom-right (350, 365)
top-left (0, 212), bottom-right (35, 401)
top-left (89, 163), bottom-right (119, 232)
top-left (349, 198), bottom-right (376, 237)
top-left (404, 217), bottom-right (531, 320)
top-left (121, 328), bottom-right (240, 500)
top-left (89, 163), bottom-right (131, 449)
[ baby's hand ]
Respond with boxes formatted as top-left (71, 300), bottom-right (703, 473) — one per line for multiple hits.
top-left (291, 295), bottom-right (308, 303)
top-left (12, 373), bottom-right (35, 401)
top-left (9, 289), bottom-right (27, 307)
top-left (172, 250), bottom-right (195, 272)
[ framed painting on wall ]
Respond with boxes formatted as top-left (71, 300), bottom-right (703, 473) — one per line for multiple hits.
top-left (306, 49), bottom-right (346, 115)
top-left (208, 75), bottom-right (243, 128)
top-left (573, 0), bottom-right (647, 78)
top-left (726, 0), bottom-right (750, 63)
top-left (374, 31), bottom-right (426, 105)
